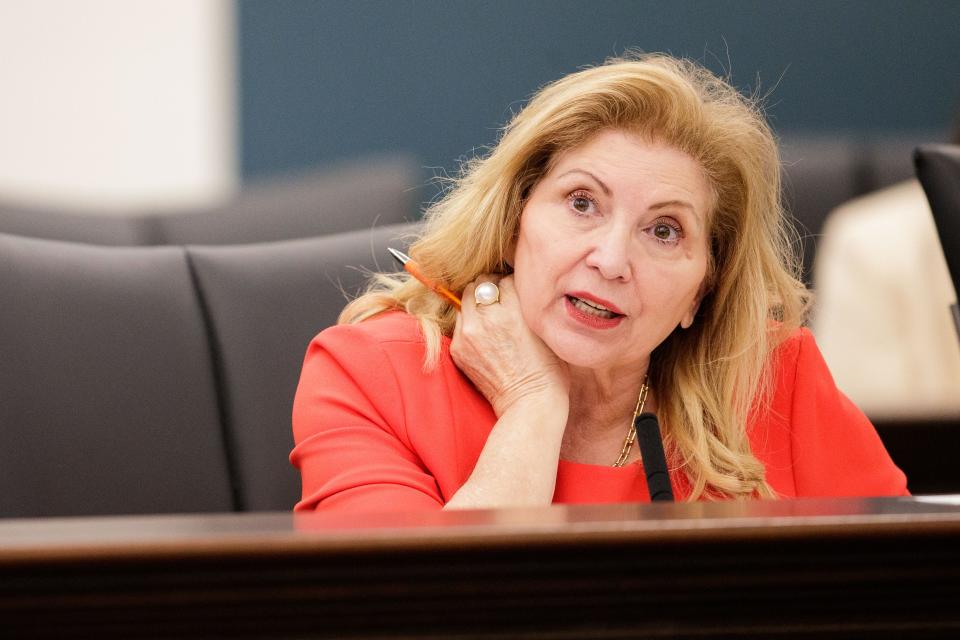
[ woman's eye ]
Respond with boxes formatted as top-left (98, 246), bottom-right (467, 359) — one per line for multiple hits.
top-left (650, 221), bottom-right (681, 244)
top-left (568, 191), bottom-right (596, 215)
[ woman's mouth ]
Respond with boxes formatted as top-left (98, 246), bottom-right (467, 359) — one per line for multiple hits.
top-left (564, 294), bottom-right (625, 328)
top-left (567, 295), bottom-right (620, 319)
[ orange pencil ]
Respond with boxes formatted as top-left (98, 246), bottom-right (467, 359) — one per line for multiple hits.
top-left (388, 247), bottom-right (462, 310)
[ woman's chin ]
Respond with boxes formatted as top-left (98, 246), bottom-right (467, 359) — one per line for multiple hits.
top-left (540, 327), bottom-right (650, 374)
top-left (544, 336), bottom-right (619, 370)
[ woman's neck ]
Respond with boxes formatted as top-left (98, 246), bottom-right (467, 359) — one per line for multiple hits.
top-left (561, 362), bottom-right (654, 465)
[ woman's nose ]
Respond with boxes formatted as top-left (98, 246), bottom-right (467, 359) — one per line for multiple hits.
top-left (584, 224), bottom-right (632, 281)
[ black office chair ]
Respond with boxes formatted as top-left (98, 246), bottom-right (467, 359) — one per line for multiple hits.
top-left (914, 144), bottom-right (960, 343)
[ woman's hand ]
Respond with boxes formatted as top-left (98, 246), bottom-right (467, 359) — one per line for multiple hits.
top-left (451, 275), bottom-right (569, 417)
top-left (445, 274), bottom-right (570, 509)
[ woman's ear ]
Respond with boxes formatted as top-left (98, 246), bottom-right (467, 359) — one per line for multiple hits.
top-left (503, 239), bottom-right (517, 272)
top-left (680, 283), bottom-right (708, 329)
top-left (502, 211), bottom-right (520, 272)
top-left (680, 299), bottom-right (700, 329)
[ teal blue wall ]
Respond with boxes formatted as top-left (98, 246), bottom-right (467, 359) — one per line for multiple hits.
top-left (239, 0), bottom-right (960, 179)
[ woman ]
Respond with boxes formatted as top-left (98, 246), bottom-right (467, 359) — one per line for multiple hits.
top-left (291, 54), bottom-right (907, 513)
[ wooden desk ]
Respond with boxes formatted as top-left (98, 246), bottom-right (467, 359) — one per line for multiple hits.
top-left (2, 497), bottom-right (959, 638)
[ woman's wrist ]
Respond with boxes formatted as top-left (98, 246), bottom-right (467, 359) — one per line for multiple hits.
top-left (494, 386), bottom-right (569, 426)
top-left (445, 388), bottom-right (568, 510)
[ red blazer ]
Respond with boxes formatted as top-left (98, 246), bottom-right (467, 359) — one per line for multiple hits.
top-left (291, 311), bottom-right (907, 513)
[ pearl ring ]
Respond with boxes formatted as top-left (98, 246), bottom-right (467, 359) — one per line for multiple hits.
top-left (474, 282), bottom-right (500, 306)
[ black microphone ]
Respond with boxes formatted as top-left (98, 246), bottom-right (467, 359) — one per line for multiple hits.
top-left (634, 412), bottom-right (674, 502)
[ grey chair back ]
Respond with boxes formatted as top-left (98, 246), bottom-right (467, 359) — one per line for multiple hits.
top-left (780, 137), bottom-right (864, 284)
top-left (781, 133), bottom-right (944, 285)
top-left (186, 221), bottom-right (420, 511)
top-left (0, 154), bottom-right (420, 247)
top-left (0, 233), bottom-right (234, 517)
top-left (148, 154), bottom-right (420, 245)
top-left (866, 134), bottom-right (940, 189)
top-left (0, 200), bottom-right (151, 245)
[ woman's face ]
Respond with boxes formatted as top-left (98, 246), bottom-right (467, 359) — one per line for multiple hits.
top-left (512, 129), bottom-right (712, 374)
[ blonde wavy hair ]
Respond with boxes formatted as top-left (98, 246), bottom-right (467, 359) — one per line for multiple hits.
top-left (341, 53), bottom-right (810, 500)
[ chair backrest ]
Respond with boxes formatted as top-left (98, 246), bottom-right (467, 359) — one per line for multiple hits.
top-left (780, 137), bottom-right (864, 284)
top-left (0, 233), bottom-right (234, 518)
top-left (148, 154), bottom-right (421, 245)
top-left (914, 143), bottom-right (960, 341)
top-left (865, 134), bottom-right (939, 190)
top-left (0, 153), bottom-right (421, 247)
top-left (781, 133), bottom-right (941, 285)
top-left (0, 200), bottom-right (152, 245)
top-left (186, 221), bottom-right (420, 511)
top-left (0, 221), bottom-right (419, 518)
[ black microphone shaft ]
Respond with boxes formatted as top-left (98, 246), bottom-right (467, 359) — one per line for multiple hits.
top-left (634, 412), bottom-right (674, 502)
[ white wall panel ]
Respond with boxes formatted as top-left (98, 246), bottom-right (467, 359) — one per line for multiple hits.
top-left (0, 0), bottom-right (235, 212)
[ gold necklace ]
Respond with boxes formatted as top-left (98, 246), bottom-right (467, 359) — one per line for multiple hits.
top-left (612, 378), bottom-right (650, 467)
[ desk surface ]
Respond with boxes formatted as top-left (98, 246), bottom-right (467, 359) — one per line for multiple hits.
top-left (1, 495), bottom-right (960, 561)
top-left (2, 497), bottom-right (960, 638)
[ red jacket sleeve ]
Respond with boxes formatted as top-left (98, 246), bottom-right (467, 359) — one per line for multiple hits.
top-left (787, 329), bottom-right (909, 497)
top-left (290, 324), bottom-right (445, 513)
